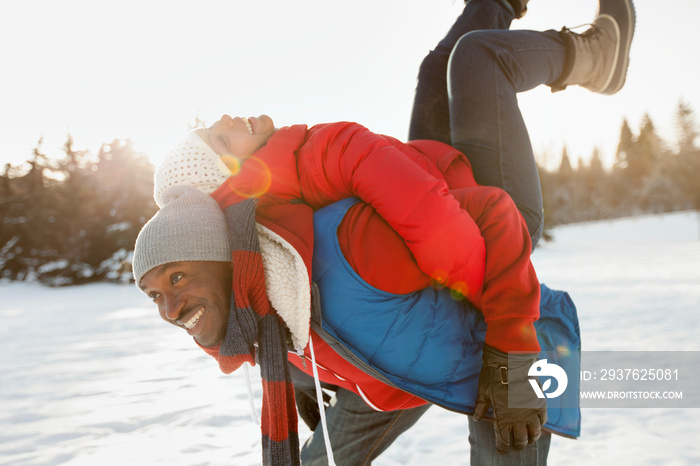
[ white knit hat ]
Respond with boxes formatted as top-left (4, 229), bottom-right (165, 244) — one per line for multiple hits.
top-left (132, 185), bottom-right (231, 286)
top-left (154, 132), bottom-right (231, 208)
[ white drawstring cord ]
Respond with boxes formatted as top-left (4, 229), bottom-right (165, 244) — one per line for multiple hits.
top-left (309, 335), bottom-right (337, 466)
top-left (244, 344), bottom-right (334, 464)
top-left (243, 362), bottom-right (260, 425)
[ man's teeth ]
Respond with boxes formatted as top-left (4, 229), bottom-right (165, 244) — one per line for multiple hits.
top-left (243, 117), bottom-right (253, 135)
top-left (184, 308), bottom-right (203, 330)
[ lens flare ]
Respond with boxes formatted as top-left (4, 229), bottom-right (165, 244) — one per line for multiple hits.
top-left (556, 345), bottom-right (572, 358)
top-left (449, 288), bottom-right (466, 301)
top-left (520, 324), bottom-right (537, 339)
top-left (219, 154), bottom-right (241, 176)
top-left (224, 156), bottom-right (272, 198)
top-left (431, 269), bottom-right (448, 284)
top-left (449, 281), bottom-right (467, 301)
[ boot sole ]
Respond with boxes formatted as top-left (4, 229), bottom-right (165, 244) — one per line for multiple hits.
top-left (597, 0), bottom-right (636, 95)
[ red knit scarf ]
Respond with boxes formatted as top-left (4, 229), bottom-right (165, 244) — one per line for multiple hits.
top-left (200, 199), bottom-right (299, 466)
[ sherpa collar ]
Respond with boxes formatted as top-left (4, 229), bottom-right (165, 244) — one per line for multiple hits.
top-left (256, 223), bottom-right (311, 352)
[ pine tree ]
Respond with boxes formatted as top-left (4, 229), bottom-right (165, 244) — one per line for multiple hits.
top-left (635, 114), bottom-right (664, 176)
top-left (0, 164), bottom-right (18, 279)
top-left (558, 147), bottom-right (573, 179)
top-left (92, 138), bottom-right (157, 282)
top-left (671, 101), bottom-right (700, 210)
top-left (579, 148), bottom-right (607, 220)
top-left (610, 116), bottom-right (666, 214)
top-left (546, 147), bottom-right (575, 224)
top-left (614, 119), bottom-right (635, 172)
top-left (0, 140), bottom-right (57, 280)
top-left (26, 134), bottom-right (100, 284)
top-left (675, 100), bottom-right (698, 154)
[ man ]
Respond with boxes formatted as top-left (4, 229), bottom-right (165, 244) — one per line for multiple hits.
top-left (133, 185), bottom-right (580, 466)
top-left (133, 0), bottom-right (633, 463)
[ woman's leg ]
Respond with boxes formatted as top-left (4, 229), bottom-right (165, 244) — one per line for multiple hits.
top-left (447, 29), bottom-right (567, 247)
top-left (408, 0), bottom-right (515, 144)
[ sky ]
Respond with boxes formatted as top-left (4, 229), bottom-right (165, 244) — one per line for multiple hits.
top-left (1, 0), bottom-right (698, 172)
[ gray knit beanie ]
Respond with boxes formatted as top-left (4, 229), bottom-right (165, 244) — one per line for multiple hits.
top-left (132, 185), bottom-right (231, 286)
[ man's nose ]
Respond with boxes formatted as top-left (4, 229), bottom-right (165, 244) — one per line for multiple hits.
top-left (162, 293), bottom-right (185, 322)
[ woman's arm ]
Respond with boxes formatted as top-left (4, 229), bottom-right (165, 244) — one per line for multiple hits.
top-left (297, 122), bottom-right (486, 302)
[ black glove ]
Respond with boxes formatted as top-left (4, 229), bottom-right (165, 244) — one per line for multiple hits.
top-left (473, 345), bottom-right (547, 454)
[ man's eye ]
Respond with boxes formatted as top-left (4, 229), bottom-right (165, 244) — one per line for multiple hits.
top-left (149, 292), bottom-right (160, 302)
top-left (171, 273), bottom-right (184, 285)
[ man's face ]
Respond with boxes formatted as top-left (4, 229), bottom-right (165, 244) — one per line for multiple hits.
top-left (140, 261), bottom-right (233, 347)
top-left (196, 114), bottom-right (276, 159)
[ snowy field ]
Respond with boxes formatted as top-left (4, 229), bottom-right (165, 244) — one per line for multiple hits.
top-left (1, 211), bottom-right (699, 465)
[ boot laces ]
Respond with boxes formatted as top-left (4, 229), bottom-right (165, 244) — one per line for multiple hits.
top-left (562, 20), bottom-right (614, 52)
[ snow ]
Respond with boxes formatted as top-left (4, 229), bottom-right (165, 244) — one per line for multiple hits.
top-left (1, 211), bottom-right (699, 465)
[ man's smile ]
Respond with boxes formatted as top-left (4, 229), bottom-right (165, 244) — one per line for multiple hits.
top-left (179, 307), bottom-right (204, 331)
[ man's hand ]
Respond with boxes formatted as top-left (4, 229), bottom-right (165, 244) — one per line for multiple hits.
top-left (473, 345), bottom-right (547, 454)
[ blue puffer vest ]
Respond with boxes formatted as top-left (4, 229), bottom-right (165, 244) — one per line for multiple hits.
top-left (311, 198), bottom-right (581, 438)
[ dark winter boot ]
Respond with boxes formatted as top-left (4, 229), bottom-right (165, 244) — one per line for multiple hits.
top-left (551, 0), bottom-right (636, 95)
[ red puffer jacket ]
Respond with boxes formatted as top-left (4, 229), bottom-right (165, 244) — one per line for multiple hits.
top-left (212, 121), bottom-right (539, 353)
